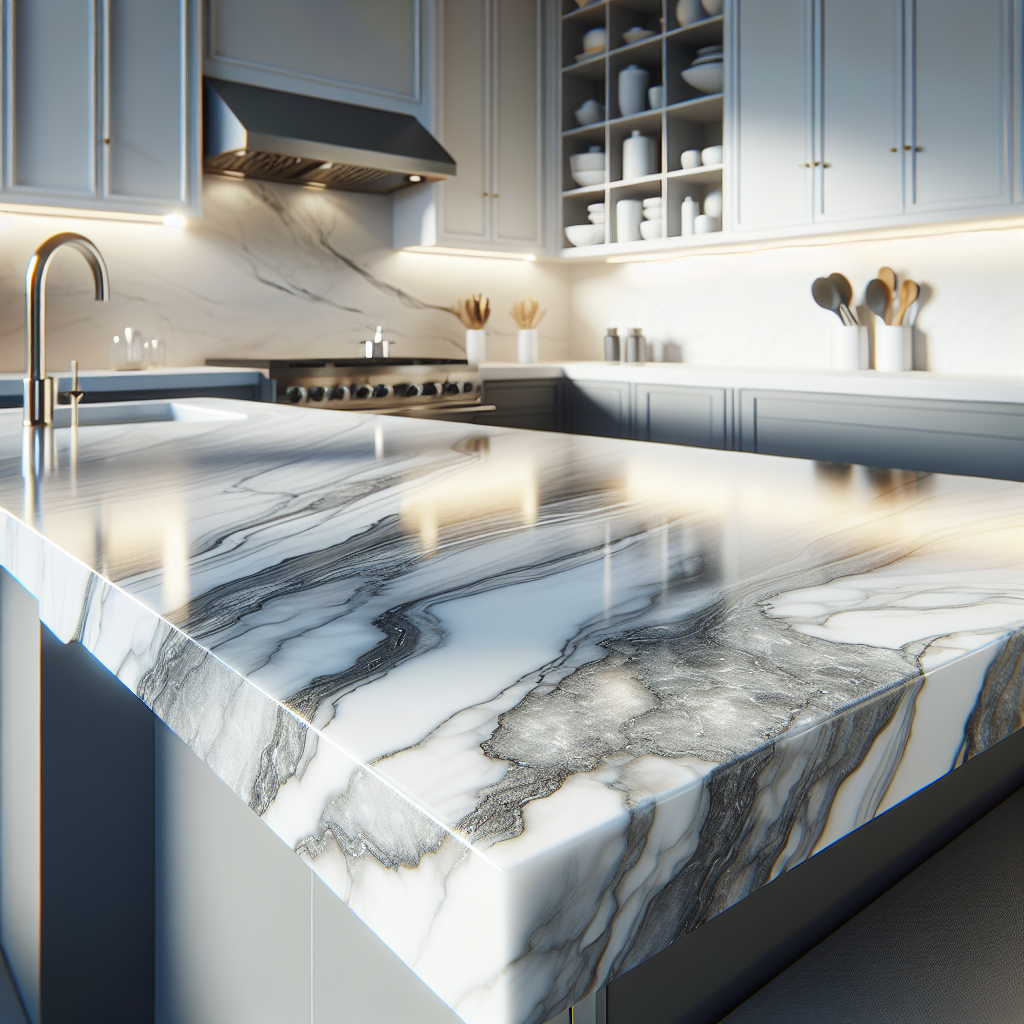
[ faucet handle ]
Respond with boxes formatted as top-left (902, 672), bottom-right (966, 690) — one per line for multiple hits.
top-left (69, 359), bottom-right (84, 399)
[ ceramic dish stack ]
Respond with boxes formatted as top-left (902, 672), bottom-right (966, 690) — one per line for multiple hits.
top-left (681, 44), bottom-right (723, 93)
top-left (569, 146), bottom-right (605, 187)
top-left (640, 197), bottom-right (663, 240)
top-left (587, 202), bottom-right (605, 225)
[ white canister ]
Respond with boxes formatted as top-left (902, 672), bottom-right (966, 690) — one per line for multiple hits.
top-left (681, 196), bottom-right (699, 236)
top-left (681, 149), bottom-right (702, 169)
top-left (874, 324), bottom-right (912, 372)
top-left (647, 85), bottom-right (665, 109)
top-left (616, 199), bottom-right (643, 242)
top-left (694, 214), bottom-right (720, 234)
top-left (622, 130), bottom-right (657, 180)
top-left (465, 329), bottom-right (486, 365)
top-left (703, 188), bottom-right (723, 220)
top-left (517, 329), bottom-right (539, 364)
top-left (832, 324), bottom-right (867, 371)
top-left (618, 64), bottom-right (650, 117)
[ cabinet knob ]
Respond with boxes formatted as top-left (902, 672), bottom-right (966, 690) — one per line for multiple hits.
top-left (889, 147), bottom-right (899, 152)
top-left (797, 161), bottom-right (811, 167)
top-left (904, 144), bottom-right (912, 150)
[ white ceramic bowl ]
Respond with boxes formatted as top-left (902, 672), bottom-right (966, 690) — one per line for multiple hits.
top-left (587, 212), bottom-right (606, 224)
top-left (642, 196), bottom-right (663, 208)
top-left (582, 27), bottom-right (606, 52)
top-left (622, 27), bottom-right (655, 45)
top-left (587, 202), bottom-right (605, 212)
top-left (639, 219), bottom-right (663, 240)
top-left (694, 214), bottom-right (721, 234)
top-left (569, 149), bottom-right (605, 172)
top-left (701, 0), bottom-right (723, 15)
top-left (703, 188), bottom-right (723, 219)
top-left (571, 169), bottom-right (606, 187)
top-left (700, 145), bottom-right (724, 166)
top-left (681, 63), bottom-right (724, 93)
top-left (565, 223), bottom-right (605, 247)
top-left (681, 149), bottom-right (702, 169)
top-left (574, 99), bottom-right (605, 126)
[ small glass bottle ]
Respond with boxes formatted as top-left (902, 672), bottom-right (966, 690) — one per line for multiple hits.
top-left (123, 327), bottom-right (144, 369)
top-left (143, 338), bottom-right (166, 367)
top-left (603, 327), bottom-right (620, 362)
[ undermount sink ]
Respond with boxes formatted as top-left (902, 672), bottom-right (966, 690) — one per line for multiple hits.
top-left (52, 401), bottom-right (248, 428)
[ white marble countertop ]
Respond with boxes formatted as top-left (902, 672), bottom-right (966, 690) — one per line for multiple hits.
top-left (481, 362), bottom-right (1024, 403)
top-left (0, 399), bottom-right (1021, 1023)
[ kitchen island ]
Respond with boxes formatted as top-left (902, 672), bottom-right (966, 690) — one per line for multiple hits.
top-left (0, 399), bottom-right (1021, 1024)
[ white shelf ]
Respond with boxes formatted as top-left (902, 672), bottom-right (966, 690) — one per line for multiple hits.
top-left (668, 163), bottom-right (723, 184)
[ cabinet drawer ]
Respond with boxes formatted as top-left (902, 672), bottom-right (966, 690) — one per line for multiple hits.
top-left (567, 380), bottom-right (631, 439)
top-left (741, 391), bottom-right (1024, 480)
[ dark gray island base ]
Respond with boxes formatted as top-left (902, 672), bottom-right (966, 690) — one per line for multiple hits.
top-left (0, 399), bottom-right (1021, 1024)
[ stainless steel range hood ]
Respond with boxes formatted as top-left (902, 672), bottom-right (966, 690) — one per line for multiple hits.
top-left (204, 78), bottom-right (456, 194)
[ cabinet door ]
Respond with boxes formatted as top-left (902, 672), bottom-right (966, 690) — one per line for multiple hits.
top-left (7, 0), bottom-right (98, 199)
top-left (635, 385), bottom-right (727, 449)
top-left (480, 380), bottom-right (563, 431)
top-left (908, 0), bottom-right (1012, 212)
top-left (490, 0), bottom-right (542, 246)
top-left (106, 0), bottom-right (198, 212)
top-left (740, 390), bottom-right (1024, 480)
top-left (439, 0), bottom-right (490, 241)
top-left (732, 0), bottom-right (814, 229)
top-left (567, 381), bottom-right (631, 439)
top-left (817, 0), bottom-right (904, 222)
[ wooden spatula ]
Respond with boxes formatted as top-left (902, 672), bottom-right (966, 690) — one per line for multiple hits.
top-left (894, 279), bottom-right (919, 326)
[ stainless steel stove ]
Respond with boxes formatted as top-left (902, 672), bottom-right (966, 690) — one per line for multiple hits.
top-left (206, 356), bottom-right (490, 420)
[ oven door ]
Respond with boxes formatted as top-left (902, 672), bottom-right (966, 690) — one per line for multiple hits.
top-left (382, 403), bottom-right (496, 422)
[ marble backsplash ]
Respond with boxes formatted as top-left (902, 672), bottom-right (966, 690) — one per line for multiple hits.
top-left (1, 173), bottom-right (1021, 378)
top-left (0, 177), bottom-right (571, 373)
top-left (567, 223), bottom-right (1024, 375)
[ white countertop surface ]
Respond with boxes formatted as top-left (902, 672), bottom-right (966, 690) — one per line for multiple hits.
top-left (0, 365), bottom-right (265, 396)
top-left (480, 362), bottom-right (1024, 403)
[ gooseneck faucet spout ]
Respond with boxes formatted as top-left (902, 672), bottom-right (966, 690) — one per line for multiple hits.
top-left (24, 232), bottom-right (110, 426)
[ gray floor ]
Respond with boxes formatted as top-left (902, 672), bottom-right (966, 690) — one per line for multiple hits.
top-left (720, 785), bottom-right (1024, 1024)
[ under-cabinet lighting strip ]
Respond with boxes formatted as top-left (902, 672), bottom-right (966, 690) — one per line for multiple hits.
top-left (402, 246), bottom-right (537, 262)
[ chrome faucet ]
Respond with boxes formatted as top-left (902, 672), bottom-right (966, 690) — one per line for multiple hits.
top-left (24, 232), bottom-right (109, 426)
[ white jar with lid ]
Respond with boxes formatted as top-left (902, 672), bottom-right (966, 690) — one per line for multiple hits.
top-left (622, 130), bottom-right (657, 180)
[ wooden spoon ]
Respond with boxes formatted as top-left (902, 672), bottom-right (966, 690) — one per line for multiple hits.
top-left (894, 279), bottom-right (919, 326)
top-left (877, 267), bottom-right (897, 323)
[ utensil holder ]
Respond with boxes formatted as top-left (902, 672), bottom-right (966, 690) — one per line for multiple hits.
top-left (465, 329), bottom-right (486, 365)
top-left (874, 324), bottom-right (911, 372)
top-left (831, 324), bottom-right (866, 371)
top-left (517, 329), bottom-right (539, 364)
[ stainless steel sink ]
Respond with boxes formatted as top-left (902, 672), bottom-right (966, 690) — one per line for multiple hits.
top-left (52, 401), bottom-right (248, 428)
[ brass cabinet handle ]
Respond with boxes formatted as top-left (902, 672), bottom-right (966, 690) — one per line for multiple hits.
top-left (890, 147), bottom-right (899, 152)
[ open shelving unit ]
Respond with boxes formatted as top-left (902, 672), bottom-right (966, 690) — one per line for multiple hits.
top-left (560, 0), bottom-right (725, 258)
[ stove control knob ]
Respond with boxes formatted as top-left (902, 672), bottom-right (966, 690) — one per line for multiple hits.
top-left (421, 382), bottom-right (439, 396)
top-left (372, 384), bottom-right (393, 399)
top-left (308, 385), bottom-right (327, 401)
top-left (401, 383), bottom-right (422, 398)
top-left (285, 386), bottom-right (307, 403)
top-left (443, 381), bottom-right (461, 395)
top-left (462, 381), bottom-right (475, 393)
top-left (330, 385), bottom-right (350, 401)
top-left (354, 384), bottom-right (373, 399)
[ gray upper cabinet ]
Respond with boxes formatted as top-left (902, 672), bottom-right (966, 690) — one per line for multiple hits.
top-left (907, 0), bottom-right (1012, 213)
top-left (205, 0), bottom-right (429, 121)
top-left (635, 384), bottom-right (729, 449)
top-left (393, 0), bottom-right (545, 254)
top-left (817, 0), bottom-right (905, 222)
top-left (1, 0), bottom-right (200, 217)
top-left (731, 0), bottom-right (814, 230)
top-left (730, 0), bottom-right (1018, 239)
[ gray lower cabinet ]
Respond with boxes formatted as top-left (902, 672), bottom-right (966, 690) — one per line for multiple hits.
top-left (475, 379), bottom-right (564, 431)
top-left (566, 380), bottom-right (631, 439)
top-left (635, 383), bottom-right (730, 449)
top-left (740, 390), bottom-right (1024, 481)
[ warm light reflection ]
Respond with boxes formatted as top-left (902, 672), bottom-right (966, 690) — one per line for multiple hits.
top-left (401, 452), bottom-right (539, 555)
